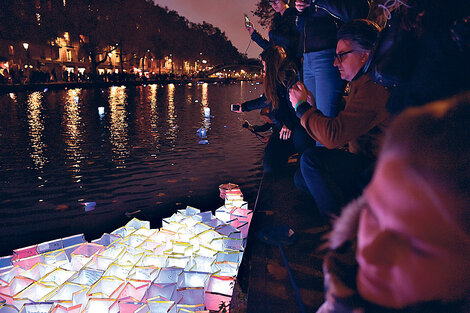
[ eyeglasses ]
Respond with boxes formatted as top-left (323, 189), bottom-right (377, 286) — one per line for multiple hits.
top-left (269, 0), bottom-right (280, 4)
top-left (334, 50), bottom-right (355, 63)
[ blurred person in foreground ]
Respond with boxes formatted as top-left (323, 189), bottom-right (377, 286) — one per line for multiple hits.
top-left (289, 19), bottom-right (390, 217)
top-left (316, 92), bottom-right (470, 312)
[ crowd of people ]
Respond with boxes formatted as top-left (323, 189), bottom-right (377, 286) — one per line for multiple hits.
top-left (233, 0), bottom-right (469, 311)
top-left (0, 59), bottom-right (193, 86)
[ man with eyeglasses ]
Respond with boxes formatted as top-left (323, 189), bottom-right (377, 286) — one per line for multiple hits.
top-left (294, 0), bottom-right (369, 124)
top-left (288, 19), bottom-right (391, 218)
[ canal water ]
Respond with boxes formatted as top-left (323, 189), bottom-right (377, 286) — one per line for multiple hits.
top-left (0, 82), bottom-right (266, 256)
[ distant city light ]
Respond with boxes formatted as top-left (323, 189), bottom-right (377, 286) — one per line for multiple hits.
top-left (98, 106), bottom-right (105, 118)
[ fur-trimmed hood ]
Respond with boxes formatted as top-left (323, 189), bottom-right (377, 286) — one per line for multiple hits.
top-left (320, 195), bottom-right (470, 313)
top-left (328, 196), bottom-right (365, 250)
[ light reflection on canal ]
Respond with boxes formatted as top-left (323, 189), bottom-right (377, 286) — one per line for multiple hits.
top-left (109, 86), bottom-right (130, 167)
top-left (27, 92), bottom-right (47, 171)
top-left (63, 89), bottom-right (84, 176)
top-left (0, 82), bottom-right (265, 255)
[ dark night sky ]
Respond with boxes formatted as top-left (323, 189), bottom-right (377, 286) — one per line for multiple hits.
top-left (152, 0), bottom-right (267, 59)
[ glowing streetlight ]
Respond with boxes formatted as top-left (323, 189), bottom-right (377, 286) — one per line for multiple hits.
top-left (23, 43), bottom-right (29, 50)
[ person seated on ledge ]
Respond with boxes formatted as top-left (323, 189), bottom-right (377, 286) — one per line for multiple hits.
top-left (233, 46), bottom-right (315, 174)
top-left (289, 19), bottom-right (390, 217)
top-left (317, 92), bottom-right (470, 313)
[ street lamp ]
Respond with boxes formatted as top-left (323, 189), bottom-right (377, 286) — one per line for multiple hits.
top-left (23, 43), bottom-right (30, 67)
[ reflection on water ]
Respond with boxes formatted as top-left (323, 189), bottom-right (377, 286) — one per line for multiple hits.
top-left (109, 86), bottom-right (130, 167)
top-left (27, 92), bottom-right (47, 170)
top-left (202, 83), bottom-right (209, 108)
top-left (0, 82), bottom-right (265, 255)
top-left (135, 84), bottom-right (158, 153)
top-left (166, 83), bottom-right (177, 142)
top-left (149, 84), bottom-right (160, 149)
top-left (63, 89), bottom-right (84, 177)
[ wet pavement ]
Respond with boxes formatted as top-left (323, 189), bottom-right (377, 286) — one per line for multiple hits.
top-left (233, 161), bottom-right (331, 313)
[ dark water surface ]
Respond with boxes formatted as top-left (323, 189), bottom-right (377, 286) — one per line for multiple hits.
top-left (0, 82), bottom-right (266, 255)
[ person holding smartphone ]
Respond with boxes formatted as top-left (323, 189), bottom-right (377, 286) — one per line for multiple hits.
top-left (295, 0), bottom-right (369, 131)
top-left (232, 46), bottom-right (315, 174)
top-left (245, 0), bottom-right (300, 66)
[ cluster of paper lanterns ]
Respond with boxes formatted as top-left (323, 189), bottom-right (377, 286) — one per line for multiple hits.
top-left (0, 184), bottom-right (251, 313)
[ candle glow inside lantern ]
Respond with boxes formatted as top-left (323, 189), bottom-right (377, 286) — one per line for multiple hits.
top-left (0, 183), bottom-right (252, 312)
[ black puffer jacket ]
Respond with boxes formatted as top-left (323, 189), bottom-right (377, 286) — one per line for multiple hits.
top-left (297, 0), bottom-right (370, 54)
top-left (251, 7), bottom-right (300, 62)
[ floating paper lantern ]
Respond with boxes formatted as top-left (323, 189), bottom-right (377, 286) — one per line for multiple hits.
top-left (203, 107), bottom-right (210, 118)
top-left (12, 246), bottom-right (38, 263)
top-left (0, 183), bottom-right (253, 312)
top-left (218, 183), bottom-right (239, 199)
top-left (196, 127), bottom-right (207, 138)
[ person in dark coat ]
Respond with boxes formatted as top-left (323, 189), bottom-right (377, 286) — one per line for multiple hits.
top-left (367, 0), bottom-right (470, 115)
top-left (294, 0), bottom-right (369, 123)
top-left (233, 46), bottom-right (315, 174)
top-left (246, 0), bottom-right (300, 65)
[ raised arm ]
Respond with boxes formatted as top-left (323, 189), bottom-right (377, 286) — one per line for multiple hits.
top-left (251, 30), bottom-right (272, 51)
top-left (241, 95), bottom-right (270, 112)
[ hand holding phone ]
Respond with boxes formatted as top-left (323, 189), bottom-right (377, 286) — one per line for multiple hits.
top-left (295, 0), bottom-right (311, 12)
top-left (231, 104), bottom-right (241, 113)
top-left (244, 14), bottom-right (251, 28)
top-left (244, 14), bottom-right (254, 35)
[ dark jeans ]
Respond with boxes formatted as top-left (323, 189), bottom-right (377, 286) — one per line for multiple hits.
top-left (294, 147), bottom-right (374, 216)
top-left (263, 126), bottom-right (315, 174)
top-left (303, 49), bottom-right (346, 148)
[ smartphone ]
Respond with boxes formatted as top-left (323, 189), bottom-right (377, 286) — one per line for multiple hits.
top-left (231, 104), bottom-right (241, 111)
top-left (244, 14), bottom-right (251, 28)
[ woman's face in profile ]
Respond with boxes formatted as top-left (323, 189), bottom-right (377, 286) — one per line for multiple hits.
top-left (356, 152), bottom-right (470, 308)
top-left (270, 0), bottom-right (285, 13)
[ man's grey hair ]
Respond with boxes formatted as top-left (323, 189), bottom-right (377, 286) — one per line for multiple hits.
top-left (337, 19), bottom-right (380, 52)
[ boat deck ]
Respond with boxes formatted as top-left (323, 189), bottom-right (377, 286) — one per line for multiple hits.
top-left (233, 163), bottom-right (331, 313)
